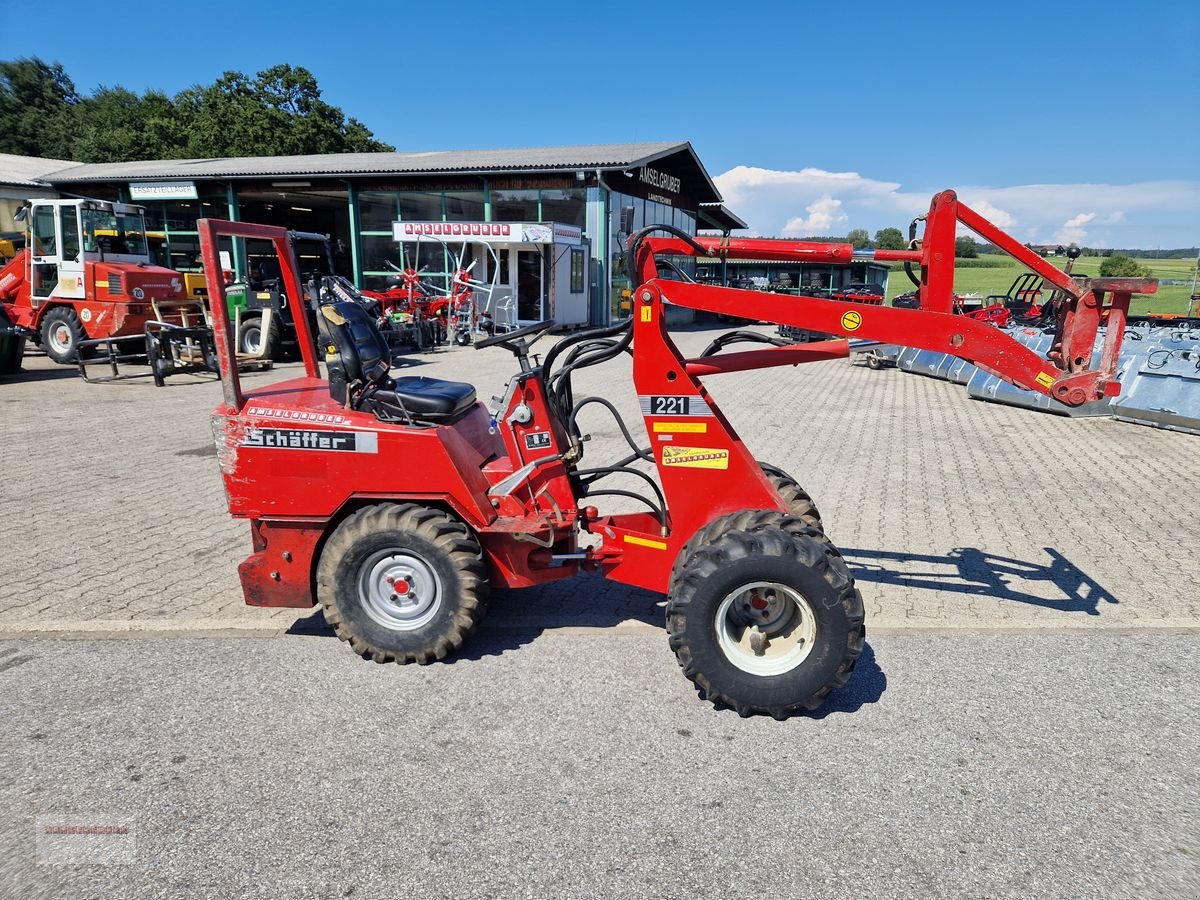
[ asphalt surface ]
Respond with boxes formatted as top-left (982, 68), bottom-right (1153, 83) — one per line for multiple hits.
top-left (2, 630), bottom-right (1196, 899)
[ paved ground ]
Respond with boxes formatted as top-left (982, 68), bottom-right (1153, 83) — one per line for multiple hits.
top-left (1, 633), bottom-right (1196, 899)
top-left (2, 325), bottom-right (1198, 636)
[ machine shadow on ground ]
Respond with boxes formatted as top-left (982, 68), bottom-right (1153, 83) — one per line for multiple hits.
top-left (840, 546), bottom-right (1119, 615)
top-left (286, 575), bottom-right (889, 716)
top-left (287, 572), bottom-right (666, 658)
top-left (2, 365), bottom-right (80, 384)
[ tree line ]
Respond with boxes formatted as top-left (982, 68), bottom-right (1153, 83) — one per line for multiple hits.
top-left (0, 57), bottom-right (393, 162)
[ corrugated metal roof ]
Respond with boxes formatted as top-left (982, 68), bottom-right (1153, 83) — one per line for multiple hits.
top-left (41, 141), bottom-right (695, 182)
top-left (0, 153), bottom-right (81, 188)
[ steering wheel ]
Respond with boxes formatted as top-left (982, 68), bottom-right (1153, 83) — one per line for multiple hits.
top-left (475, 318), bottom-right (556, 351)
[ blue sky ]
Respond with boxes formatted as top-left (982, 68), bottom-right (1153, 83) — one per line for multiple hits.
top-left (4, 0), bottom-right (1197, 247)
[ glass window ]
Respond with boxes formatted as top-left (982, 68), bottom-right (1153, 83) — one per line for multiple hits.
top-left (162, 200), bottom-right (200, 232)
top-left (59, 207), bottom-right (80, 259)
top-left (398, 192), bottom-right (443, 222)
top-left (444, 191), bottom-right (485, 222)
top-left (143, 202), bottom-right (166, 231)
top-left (570, 248), bottom-right (585, 293)
top-left (540, 189), bottom-right (585, 229)
top-left (359, 234), bottom-right (401, 275)
top-left (32, 206), bottom-right (57, 255)
top-left (491, 189), bottom-right (539, 223)
top-left (359, 192), bottom-right (398, 231)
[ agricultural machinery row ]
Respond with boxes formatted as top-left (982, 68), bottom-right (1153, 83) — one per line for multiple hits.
top-left (0, 198), bottom-right (511, 383)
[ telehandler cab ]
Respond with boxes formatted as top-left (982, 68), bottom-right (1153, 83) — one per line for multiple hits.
top-left (199, 193), bottom-right (1155, 718)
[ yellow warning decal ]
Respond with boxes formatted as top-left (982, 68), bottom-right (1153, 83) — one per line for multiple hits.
top-left (1036, 372), bottom-right (1055, 389)
top-left (652, 421), bottom-right (708, 434)
top-left (841, 310), bottom-right (863, 331)
top-left (640, 306), bottom-right (652, 322)
top-left (661, 446), bottom-right (730, 469)
top-left (624, 534), bottom-right (667, 550)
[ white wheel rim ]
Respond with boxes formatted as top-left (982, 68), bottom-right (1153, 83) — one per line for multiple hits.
top-left (49, 324), bottom-right (72, 355)
top-left (242, 326), bottom-right (262, 354)
top-left (715, 581), bottom-right (817, 676)
top-left (357, 549), bottom-right (442, 632)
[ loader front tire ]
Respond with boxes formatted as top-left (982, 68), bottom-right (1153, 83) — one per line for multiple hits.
top-left (668, 462), bottom-right (825, 587)
top-left (40, 307), bottom-right (85, 364)
top-left (317, 503), bottom-right (489, 664)
top-left (667, 517), bottom-right (864, 719)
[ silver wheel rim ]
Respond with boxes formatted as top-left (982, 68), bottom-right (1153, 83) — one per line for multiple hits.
top-left (715, 581), bottom-right (817, 676)
top-left (242, 325), bottom-right (262, 354)
top-left (357, 549), bottom-right (442, 632)
top-left (48, 323), bottom-right (73, 355)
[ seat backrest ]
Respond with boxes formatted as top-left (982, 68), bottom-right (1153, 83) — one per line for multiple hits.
top-left (320, 301), bottom-right (390, 385)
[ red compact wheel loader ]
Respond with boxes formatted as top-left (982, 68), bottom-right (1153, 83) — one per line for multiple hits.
top-left (0, 199), bottom-right (188, 363)
top-left (199, 192), bottom-right (1155, 719)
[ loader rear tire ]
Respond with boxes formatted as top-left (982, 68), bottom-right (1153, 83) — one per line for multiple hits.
top-left (757, 462), bottom-right (822, 531)
top-left (316, 503), bottom-right (489, 664)
top-left (40, 307), bottom-right (85, 364)
top-left (667, 517), bottom-right (864, 719)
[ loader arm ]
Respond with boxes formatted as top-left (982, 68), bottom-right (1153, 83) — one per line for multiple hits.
top-left (634, 190), bottom-right (1157, 406)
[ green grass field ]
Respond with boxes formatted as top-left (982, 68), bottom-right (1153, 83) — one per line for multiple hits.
top-left (885, 255), bottom-right (1199, 316)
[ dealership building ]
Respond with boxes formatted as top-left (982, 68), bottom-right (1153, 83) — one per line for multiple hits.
top-left (13, 142), bottom-right (748, 327)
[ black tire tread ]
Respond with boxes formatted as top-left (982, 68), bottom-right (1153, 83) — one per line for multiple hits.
top-left (757, 462), bottom-right (822, 530)
top-left (668, 463), bottom-right (826, 588)
top-left (40, 306), bottom-right (85, 364)
top-left (316, 503), bottom-right (488, 665)
top-left (238, 314), bottom-right (282, 360)
top-left (667, 516), bottom-right (865, 719)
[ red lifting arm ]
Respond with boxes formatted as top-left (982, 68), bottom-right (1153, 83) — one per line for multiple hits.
top-left (633, 190), bottom-right (1156, 406)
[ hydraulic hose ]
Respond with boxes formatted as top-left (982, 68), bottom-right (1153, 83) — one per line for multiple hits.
top-left (905, 216), bottom-right (925, 288)
top-left (625, 223), bottom-right (711, 291)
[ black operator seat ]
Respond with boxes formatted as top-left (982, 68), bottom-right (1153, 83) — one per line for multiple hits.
top-left (319, 301), bottom-right (476, 422)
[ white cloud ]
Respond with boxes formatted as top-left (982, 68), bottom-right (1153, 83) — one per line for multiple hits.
top-left (1055, 212), bottom-right (1096, 245)
top-left (712, 164), bottom-right (1200, 248)
top-left (964, 199), bottom-right (1015, 229)
top-left (782, 196), bottom-right (846, 236)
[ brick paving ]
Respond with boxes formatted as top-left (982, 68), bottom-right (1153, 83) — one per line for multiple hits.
top-left (2, 325), bottom-right (1198, 636)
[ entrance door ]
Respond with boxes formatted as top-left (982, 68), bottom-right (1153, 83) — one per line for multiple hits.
top-left (516, 248), bottom-right (543, 323)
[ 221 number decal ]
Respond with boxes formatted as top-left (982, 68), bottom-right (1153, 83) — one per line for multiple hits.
top-left (650, 395), bottom-right (691, 416)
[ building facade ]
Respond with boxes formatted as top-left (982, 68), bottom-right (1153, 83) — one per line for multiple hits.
top-left (30, 142), bottom-right (730, 326)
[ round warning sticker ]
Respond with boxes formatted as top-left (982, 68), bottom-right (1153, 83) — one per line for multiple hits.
top-left (841, 310), bottom-right (863, 331)
top-left (80, 308), bottom-right (92, 323)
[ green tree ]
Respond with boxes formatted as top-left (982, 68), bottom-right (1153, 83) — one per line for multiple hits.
top-left (1099, 254), bottom-right (1151, 278)
top-left (71, 87), bottom-right (188, 162)
top-left (955, 236), bottom-right (978, 258)
top-left (175, 65), bottom-right (392, 158)
top-left (874, 227), bottom-right (906, 250)
top-left (0, 57), bottom-right (79, 158)
top-left (847, 228), bottom-right (871, 249)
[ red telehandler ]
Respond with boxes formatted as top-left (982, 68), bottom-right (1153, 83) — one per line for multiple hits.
top-left (199, 191), bottom-right (1155, 718)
